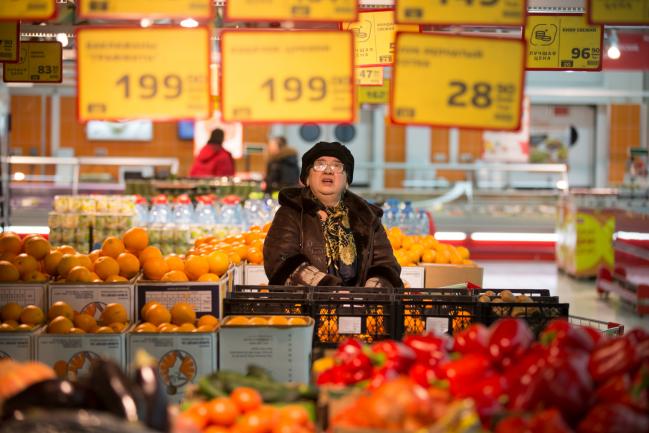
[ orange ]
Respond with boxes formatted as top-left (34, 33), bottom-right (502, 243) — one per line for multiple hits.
top-left (43, 251), bottom-right (63, 275)
top-left (176, 323), bottom-right (196, 332)
top-left (164, 255), bottom-right (185, 272)
top-left (144, 304), bottom-right (171, 326)
top-left (48, 301), bottom-right (75, 321)
top-left (143, 257), bottom-right (168, 281)
top-left (105, 275), bottom-right (128, 282)
top-left (0, 232), bottom-right (21, 255)
top-left (140, 301), bottom-right (163, 319)
top-left (108, 322), bottom-right (126, 332)
top-left (53, 360), bottom-right (68, 378)
top-left (207, 247), bottom-right (230, 277)
top-left (67, 266), bottom-right (93, 283)
top-left (161, 270), bottom-right (189, 282)
top-left (12, 253), bottom-right (38, 277)
top-left (48, 316), bottom-right (73, 334)
top-left (170, 302), bottom-right (196, 326)
top-left (139, 246), bottom-right (163, 264)
top-left (206, 397), bottom-right (240, 427)
top-left (69, 327), bottom-right (86, 334)
top-left (421, 250), bottom-right (436, 263)
top-left (248, 317), bottom-right (267, 326)
top-left (134, 322), bottom-right (157, 333)
top-left (88, 249), bottom-right (102, 263)
top-left (16, 323), bottom-right (33, 331)
top-left (100, 303), bottom-right (127, 326)
top-left (268, 316), bottom-right (288, 326)
top-left (230, 387), bottom-right (262, 414)
top-left (95, 326), bottom-right (113, 334)
top-left (233, 244), bottom-right (249, 261)
top-left (159, 323), bottom-right (178, 333)
top-left (75, 254), bottom-right (94, 271)
top-left (197, 273), bottom-right (219, 282)
top-left (227, 316), bottom-right (249, 325)
top-left (262, 222), bottom-right (272, 233)
top-left (0, 260), bottom-right (20, 282)
top-left (1, 302), bottom-right (22, 322)
top-left (246, 248), bottom-right (263, 265)
top-left (122, 227), bottom-right (148, 252)
top-left (23, 236), bottom-right (51, 260)
top-left (19, 305), bottom-right (44, 325)
top-left (57, 245), bottom-right (76, 254)
top-left (197, 314), bottom-right (219, 330)
top-left (185, 255), bottom-right (209, 280)
top-left (56, 254), bottom-right (81, 278)
top-left (287, 317), bottom-right (307, 326)
top-left (0, 323), bottom-right (13, 332)
top-left (22, 270), bottom-right (48, 283)
top-left (101, 236), bottom-right (126, 259)
top-left (94, 256), bottom-right (120, 281)
top-left (456, 246), bottom-right (470, 260)
top-left (117, 252), bottom-right (140, 278)
top-left (73, 313), bottom-right (97, 332)
top-left (228, 252), bottom-right (242, 266)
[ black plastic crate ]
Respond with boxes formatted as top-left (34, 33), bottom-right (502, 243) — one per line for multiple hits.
top-left (476, 301), bottom-right (570, 336)
top-left (395, 293), bottom-right (480, 338)
top-left (395, 287), bottom-right (470, 297)
top-left (310, 288), bottom-right (395, 348)
top-left (224, 285), bottom-right (310, 316)
top-left (471, 288), bottom-right (552, 297)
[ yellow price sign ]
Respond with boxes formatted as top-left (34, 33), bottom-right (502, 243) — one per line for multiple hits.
top-left (588, 0), bottom-right (649, 24)
top-left (396, 0), bottom-right (525, 26)
top-left (3, 41), bottom-right (61, 83)
top-left (525, 15), bottom-right (602, 71)
top-left (0, 0), bottom-right (55, 20)
top-left (77, 0), bottom-right (213, 20)
top-left (77, 27), bottom-right (211, 121)
top-left (342, 10), bottom-right (419, 67)
top-left (359, 79), bottom-right (389, 105)
top-left (0, 22), bottom-right (19, 63)
top-left (392, 33), bottom-right (524, 131)
top-left (355, 67), bottom-right (383, 86)
top-left (225, 0), bottom-right (357, 22)
top-left (221, 31), bottom-right (354, 123)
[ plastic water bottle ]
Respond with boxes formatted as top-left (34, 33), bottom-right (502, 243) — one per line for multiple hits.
top-left (218, 195), bottom-right (245, 235)
top-left (244, 192), bottom-right (270, 229)
top-left (148, 194), bottom-right (170, 247)
top-left (193, 195), bottom-right (218, 242)
top-left (133, 195), bottom-right (149, 226)
top-left (398, 201), bottom-right (415, 235)
top-left (172, 194), bottom-right (194, 251)
top-left (416, 209), bottom-right (430, 235)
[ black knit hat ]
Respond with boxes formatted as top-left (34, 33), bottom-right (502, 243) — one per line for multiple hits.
top-left (300, 141), bottom-right (354, 184)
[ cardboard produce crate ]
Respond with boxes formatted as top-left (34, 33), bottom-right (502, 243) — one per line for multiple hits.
top-left (0, 326), bottom-right (42, 361)
top-left (49, 280), bottom-right (135, 323)
top-left (419, 263), bottom-right (484, 288)
top-left (0, 283), bottom-right (48, 311)
top-left (219, 316), bottom-right (314, 384)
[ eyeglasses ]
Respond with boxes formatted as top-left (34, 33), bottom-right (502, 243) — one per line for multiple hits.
top-left (312, 160), bottom-right (345, 173)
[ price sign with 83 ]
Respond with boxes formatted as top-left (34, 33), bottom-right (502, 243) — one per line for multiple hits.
top-left (391, 33), bottom-right (524, 130)
top-left (221, 31), bottom-right (354, 123)
top-left (3, 41), bottom-right (62, 83)
top-left (77, 27), bottom-right (211, 121)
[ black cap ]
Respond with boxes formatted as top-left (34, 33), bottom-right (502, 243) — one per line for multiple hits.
top-left (300, 141), bottom-right (354, 184)
top-left (207, 128), bottom-right (224, 145)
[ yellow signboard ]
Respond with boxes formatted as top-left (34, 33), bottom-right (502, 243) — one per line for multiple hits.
top-left (0, 0), bottom-right (55, 20)
top-left (342, 10), bottom-right (419, 67)
top-left (359, 79), bottom-right (389, 104)
top-left (78, 0), bottom-right (213, 19)
top-left (77, 27), bottom-right (211, 121)
top-left (525, 15), bottom-right (602, 70)
top-left (396, 0), bottom-right (525, 26)
top-left (225, 0), bottom-right (356, 22)
top-left (355, 67), bottom-right (383, 86)
top-left (3, 42), bottom-right (61, 83)
top-left (221, 31), bottom-right (354, 123)
top-left (588, 0), bottom-right (649, 24)
top-left (0, 22), bottom-right (19, 63)
top-left (392, 33), bottom-right (524, 131)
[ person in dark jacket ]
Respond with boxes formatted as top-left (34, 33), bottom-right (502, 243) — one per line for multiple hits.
top-left (263, 141), bottom-right (402, 288)
top-left (264, 136), bottom-right (300, 194)
top-left (189, 128), bottom-right (235, 177)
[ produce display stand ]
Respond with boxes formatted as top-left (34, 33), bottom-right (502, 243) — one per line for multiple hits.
top-left (0, 282), bottom-right (48, 311)
top-left (0, 325), bottom-right (43, 362)
top-left (49, 278), bottom-right (137, 322)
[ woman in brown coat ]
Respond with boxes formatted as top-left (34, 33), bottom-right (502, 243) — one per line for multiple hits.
top-left (263, 141), bottom-right (402, 288)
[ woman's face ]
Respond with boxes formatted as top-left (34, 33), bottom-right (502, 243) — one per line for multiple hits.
top-left (307, 156), bottom-right (347, 205)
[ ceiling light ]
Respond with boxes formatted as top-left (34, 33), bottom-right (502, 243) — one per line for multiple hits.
top-left (55, 32), bottom-right (69, 47)
top-left (607, 30), bottom-right (621, 60)
top-left (180, 18), bottom-right (199, 28)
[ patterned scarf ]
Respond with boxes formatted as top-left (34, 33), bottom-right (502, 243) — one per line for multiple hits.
top-left (320, 200), bottom-right (357, 284)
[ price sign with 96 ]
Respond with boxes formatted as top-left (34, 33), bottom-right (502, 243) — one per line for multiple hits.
top-left (396, 0), bottom-right (525, 26)
top-left (3, 41), bottom-right (62, 83)
top-left (221, 31), bottom-right (354, 123)
top-left (391, 33), bottom-right (524, 130)
top-left (77, 27), bottom-right (211, 121)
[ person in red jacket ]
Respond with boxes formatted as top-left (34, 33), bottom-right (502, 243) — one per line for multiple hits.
top-left (189, 128), bottom-right (235, 177)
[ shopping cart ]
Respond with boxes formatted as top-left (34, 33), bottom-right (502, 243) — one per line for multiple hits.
top-left (568, 315), bottom-right (624, 336)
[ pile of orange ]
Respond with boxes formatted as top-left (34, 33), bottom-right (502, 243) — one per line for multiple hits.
top-left (0, 232), bottom-right (53, 283)
top-left (179, 386), bottom-right (315, 433)
top-left (190, 222), bottom-right (270, 268)
top-left (0, 303), bottom-right (45, 331)
top-left (225, 315), bottom-right (308, 326)
top-left (386, 227), bottom-right (474, 267)
top-left (132, 301), bottom-right (219, 333)
top-left (44, 301), bottom-right (128, 334)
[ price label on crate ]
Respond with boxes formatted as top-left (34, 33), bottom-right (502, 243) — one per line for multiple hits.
top-left (342, 10), bottom-right (419, 67)
top-left (355, 67), bottom-right (383, 86)
top-left (525, 15), bottom-right (602, 71)
top-left (77, 27), bottom-right (211, 121)
top-left (0, 22), bottom-right (19, 63)
top-left (221, 31), bottom-right (354, 123)
top-left (588, 0), bottom-right (649, 25)
top-left (225, 0), bottom-right (356, 22)
top-left (0, 0), bottom-right (55, 20)
top-left (396, 0), bottom-right (525, 26)
top-left (338, 316), bottom-right (362, 335)
top-left (358, 79), bottom-right (389, 105)
top-left (3, 42), bottom-right (62, 83)
top-left (77, 0), bottom-right (213, 20)
top-left (391, 33), bottom-right (525, 131)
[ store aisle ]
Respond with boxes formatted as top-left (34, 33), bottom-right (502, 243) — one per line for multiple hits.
top-left (478, 260), bottom-right (649, 332)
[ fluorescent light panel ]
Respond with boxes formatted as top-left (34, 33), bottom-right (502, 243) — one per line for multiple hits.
top-left (470, 232), bottom-right (557, 242)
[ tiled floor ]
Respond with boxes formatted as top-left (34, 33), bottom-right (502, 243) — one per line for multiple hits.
top-left (478, 260), bottom-right (649, 332)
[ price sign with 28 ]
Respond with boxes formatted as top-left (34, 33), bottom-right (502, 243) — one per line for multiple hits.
top-left (391, 33), bottom-right (525, 130)
top-left (221, 31), bottom-right (354, 123)
top-left (77, 27), bottom-right (211, 121)
top-left (225, 0), bottom-right (357, 22)
top-left (3, 41), bottom-right (62, 83)
top-left (396, 0), bottom-right (526, 26)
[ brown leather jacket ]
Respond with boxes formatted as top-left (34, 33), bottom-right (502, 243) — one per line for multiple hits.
top-left (263, 187), bottom-right (402, 287)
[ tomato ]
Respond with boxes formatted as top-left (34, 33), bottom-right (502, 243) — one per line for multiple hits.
top-left (231, 387), bottom-right (263, 413)
top-left (278, 404), bottom-right (310, 426)
top-left (206, 397), bottom-right (241, 427)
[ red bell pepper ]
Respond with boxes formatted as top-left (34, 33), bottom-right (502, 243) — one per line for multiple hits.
top-left (528, 409), bottom-right (575, 433)
top-left (589, 336), bottom-right (640, 384)
top-left (408, 363), bottom-right (438, 388)
top-left (577, 403), bottom-right (649, 433)
top-left (453, 323), bottom-right (489, 356)
top-left (506, 343), bottom-right (547, 411)
top-left (488, 318), bottom-right (534, 369)
top-left (597, 362), bottom-right (649, 413)
top-left (541, 319), bottom-right (595, 354)
top-left (495, 414), bottom-right (531, 433)
top-left (625, 328), bottom-right (649, 346)
top-left (437, 353), bottom-right (494, 397)
top-left (367, 365), bottom-right (400, 390)
top-left (403, 333), bottom-right (449, 367)
top-left (370, 340), bottom-right (416, 374)
top-left (335, 338), bottom-right (364, 364)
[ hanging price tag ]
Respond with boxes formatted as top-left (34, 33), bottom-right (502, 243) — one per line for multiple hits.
top-left (342, 10), bottom-right (419, 67)
top-left (225, 0), bottom-right (357, 22)
top-left (77, 0), bottom-right (213, 19)
top-left (588, 0), bottom-right (649, 25)
top-left (77, 27), bottom-right (211, 121)
top-left (3, 42), bottom-right (61, 83)
top-left (0, 0), bottom-right (55, 20)
top-left (0, 22), bottom-right (19, 63)
top-left (392, 33), bottom-right (525, 131)
top-left (396, 0), bottom-right (525, 26)
top-left (355, 67), bottom-right (383, 86)
top-left (359, 79), bottom-right (390, 104)
top-left (221, 31), bottom-right (354, 123)
top-left (525, 15), bottom-right (602, 71)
